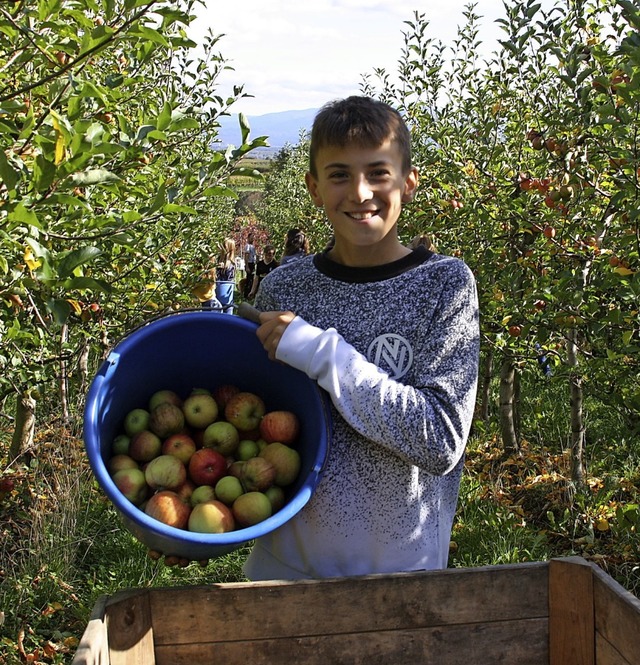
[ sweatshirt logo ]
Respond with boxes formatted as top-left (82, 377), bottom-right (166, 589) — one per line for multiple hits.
top-left (367, 334), bottom-right (413, 380)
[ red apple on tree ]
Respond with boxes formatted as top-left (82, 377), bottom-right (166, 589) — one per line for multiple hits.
top-left (188, 448), bottom-right (227, 486)
top-left (259, 410), bottom-right (300, 445)
top-left (182, 393), bottom-right (219, 429)
top-left (145, 490), bottom-right (191, 530)
top-left (224, 391), bottom-right (266, 431)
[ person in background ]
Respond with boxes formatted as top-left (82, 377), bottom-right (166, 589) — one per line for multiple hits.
top-left (191, 264), bottom-right (222, 312)
top-left (243, 234), bottom-right (257, 298)
top-left (408, 233), bottom-right (436, 252)
top-left (216, 238), bottom-right (236, 314)
top-left (246, 95), bottom-right (480, 580)
top-left (279, 228), bottom-right (309, 266)
top-left (248, 245), bottom-right (279, 300)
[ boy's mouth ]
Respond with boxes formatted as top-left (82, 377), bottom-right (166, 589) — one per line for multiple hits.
top-left (347, 211), bottom-right (379, 220)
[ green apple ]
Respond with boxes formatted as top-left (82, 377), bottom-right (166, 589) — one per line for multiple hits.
top-left (112, 434), bottom-right (130, 456)
top-left (240, 456), bottom-right (276, 492)
top-left (265, 485), bottom-right (286, 512)
top-left (188, 500), bottom-right (235, 533)
top-left (232, 491), bottom-right (272, 527)
top-left (215, 475), bottom-right (244, 505)
top-left (129, 430), bottom-right (162, 462)
top-left (202, 421), bottom-right (239, 456)
top-left (148, 402), bottom-right (185, 439)
top-left (190, 484), bottom-right (216, 507)
top-left (108, 453), bottom-right (138, 475)
top-left (182, 393), bottom-right (219, 429)
top-left (144, 454), bottom-right (187, 490)
top-left (259, 442), bottom-right (301, 486)
top-left (112, 468), bottom-right (148, 505)
top-left (236, 438), bottom-right (260, 461)
top-left (124, 408), bottom-right (150, 437)
top-left (148, 389), bottom-right (183, 411)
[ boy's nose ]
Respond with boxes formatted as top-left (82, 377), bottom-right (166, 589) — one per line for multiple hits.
top-left (350, 176), bottom-right (373, 203)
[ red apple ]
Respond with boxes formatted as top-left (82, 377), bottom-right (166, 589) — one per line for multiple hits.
top-left (149, 402), bottom-right (185, 439)
top-left (188, 448), bottom-right (227, 486)
top-left (232, 491), bottom-right (272, 527)
top-left (215, 475), bottom-right (244, 505)
top-left (175, 479), bottom-right (196, 504)
top-left (182, 393), bottom-right (219, 429)
top-left (144, 454), bottom-right (187, 490)
top-left (129, 430), bottom-right (162, 462)
top-left (162, 432), bottom-right (196, 464)
top-left (108, 454), bottom-right (139, 475)
top-left (112, 468), bottom-right (148, 505)
top-left (224, 391), bottom-right (266, 431)
top-left (259, 410), bottom-right (300, 445)
top-left (259, 442), bottom-right (301, 486)
top-left (188, 499), bottom-right (235, 533)
top-left (212, 384), bottom-right (240, 409)
top-left (124, 408), bottom-right (150, 436)
top-left (145, 490), bottom-right (191, 529)
top-left (240, 456), bottom-right (276, 492)
top-left (202, 421), bottom-right (239, 456)
top-left (148, 389), bottom-right (183, 412)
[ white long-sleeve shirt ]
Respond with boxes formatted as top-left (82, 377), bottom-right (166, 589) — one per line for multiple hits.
top-left (244, 246), bottom-right (480, 580)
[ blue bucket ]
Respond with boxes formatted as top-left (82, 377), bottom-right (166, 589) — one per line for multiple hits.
top-left (84, 310), bottom-right (331, 560)
top-left (215, 280), bottom-right (235, 314)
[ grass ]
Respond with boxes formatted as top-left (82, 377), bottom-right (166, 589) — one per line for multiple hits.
top-left (0, 374), bottom-right (638, 663)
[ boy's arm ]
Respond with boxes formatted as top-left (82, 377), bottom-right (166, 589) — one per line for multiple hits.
top-left (256, 270), bottom-right (480, 475)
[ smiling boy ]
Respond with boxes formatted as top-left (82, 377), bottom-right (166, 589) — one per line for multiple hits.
top-left (245, 96), bottom-right (480, 580)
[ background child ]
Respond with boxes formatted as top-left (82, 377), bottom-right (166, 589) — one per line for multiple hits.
top-left (246, 96), bottom-right (480, 580)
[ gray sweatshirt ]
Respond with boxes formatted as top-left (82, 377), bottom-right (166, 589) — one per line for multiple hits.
top-left (244, 246), bottom-right (480, 580)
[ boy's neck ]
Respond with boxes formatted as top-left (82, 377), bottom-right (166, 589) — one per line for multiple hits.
top-left (327, 236), bottom-right (411, 268)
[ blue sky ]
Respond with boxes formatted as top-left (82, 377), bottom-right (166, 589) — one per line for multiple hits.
top-left (190, 0), bottom-right (558, 117)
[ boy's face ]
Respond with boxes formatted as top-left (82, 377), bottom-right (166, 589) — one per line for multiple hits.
top-left (305, 139), bottom-right (418, 264)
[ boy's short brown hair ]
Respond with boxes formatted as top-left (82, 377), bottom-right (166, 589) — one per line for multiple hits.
top-left (309, 96), bottom-right (412, 178)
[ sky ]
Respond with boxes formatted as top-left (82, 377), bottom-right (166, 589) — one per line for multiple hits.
top-left (188, 0), bottom-right (556, 117)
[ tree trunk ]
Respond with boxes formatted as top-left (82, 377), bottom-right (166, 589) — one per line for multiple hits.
top-left (567, 327), bottom-right (586, 488)
top-left (78, 337), bottom-right (90, 398)
top-left (9, 391), bottom-right (36, 461)
top-left (59, 323), bottom-right (70, 424)
top-left (499, 355), bottom-right (519, 453)
top-left (479, 348), bottom-right (493, 421)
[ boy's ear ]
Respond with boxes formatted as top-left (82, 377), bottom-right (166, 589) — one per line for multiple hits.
top-left (402, 167), bottom-right (419, 203)
top-left (305, 171), bottom-right (323, 207)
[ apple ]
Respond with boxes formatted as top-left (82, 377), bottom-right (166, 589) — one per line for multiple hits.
top-left (259, 442), bottom-right (301, 486)
top-left (148, 389), bottom-right (183, 412)
top-left (212, 384), bottom-right (240, 409)
top-left (265, 485), bottom-right (286, 512)
top-left (149, 402), bottom-right (185, 439)
top-left (236, 439), bottom-right (260, 461)
top-left (188, 500), bottom-right (235, 533)
top-left (232, 491), bottom-right (272, 527)
top-left (202, 421), bottom-right (239, 456)
top-left (108, 454), bottom-right (139, 475)
top-left (224, 391), bottom-right (266, 431)
top-left (182, 393), bottom-right (219, 429)
top-left (145, 490), bottom-right (191, 529)
top-left (259, 410), bottom-right (300, 445)
top-left (144, 454), bottom-right (187, 490)
top-left (129, 430), bottom-right (162, 462)
top-left (112, 468), bottom-right (148, 505)
top-left (162, 432), bottom-right (196, 464)
top-left (188, 448), bottom-right (227, 486)
top-left (227, 460), bottom-right (245, 479)
top-left (112, 434), bottom-right (130, 456)
top-left (240, 456), bottom-right (276, 492)
top-left (124, 408), bottom-right (150, 437)
top-left (190, 484), bottom-right (217, 506)
top-left (215, 475), bottom-right (244, 505)
top-left (175, 479), bottom-right (196, 504)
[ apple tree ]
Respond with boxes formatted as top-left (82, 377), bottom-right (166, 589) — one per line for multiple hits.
top-left (0, 0), bottom-right (266, 457)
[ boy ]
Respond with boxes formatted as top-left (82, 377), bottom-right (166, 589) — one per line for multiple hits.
top-left (245, 96), bottom-right (480, 580)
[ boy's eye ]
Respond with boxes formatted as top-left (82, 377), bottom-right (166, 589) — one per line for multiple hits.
top-left (370, 169), bottom-right (391, 178)
top-left (328, 171), bottom-right (348, 180)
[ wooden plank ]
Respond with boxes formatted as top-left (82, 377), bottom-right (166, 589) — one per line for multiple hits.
top-left (592, 564), bottom-right (640, 665)
top-left (548, 557), bottom-right (595, 665)
top-left (71, 595), bottom-right (109, 665)
top-left (105, 589), bottom-right (156, 665)
top-left (147, 562), bottom-right (549, 647)
top-left (595, 632), bottom-right (633, 665)
top-left (154, 617), bottom-right (549, 665)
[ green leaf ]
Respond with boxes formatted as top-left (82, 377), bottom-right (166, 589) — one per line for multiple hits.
top-left (8, 203), bottom-right (42, 230)
top-left (63, 276), bottom-right (113, 293)
top-left (157, 102), bottom-right (172, 131)
top-left (58, 247), bottom-right (103, 278)
top-left (0, 150), bottom-right (19, 191)
top-left (68, 169), bottom-right (121, 186)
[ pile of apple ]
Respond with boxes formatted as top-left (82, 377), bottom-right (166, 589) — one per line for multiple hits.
top-left (108, 385), bottom-right (302, 534)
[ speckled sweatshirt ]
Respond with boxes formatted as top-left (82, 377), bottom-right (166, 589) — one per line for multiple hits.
top-left (243, 245), bottom-right (480, 580)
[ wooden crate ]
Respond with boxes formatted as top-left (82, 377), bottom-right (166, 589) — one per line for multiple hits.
top-left (72, 556), bottom-right (640, 665)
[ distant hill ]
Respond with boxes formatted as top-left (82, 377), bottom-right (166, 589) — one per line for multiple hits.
top-left (214, 108), bottom-right (317, 156)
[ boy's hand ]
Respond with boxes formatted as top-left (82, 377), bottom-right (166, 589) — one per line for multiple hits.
top-left (256, 310), bottom-right (296, 360)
